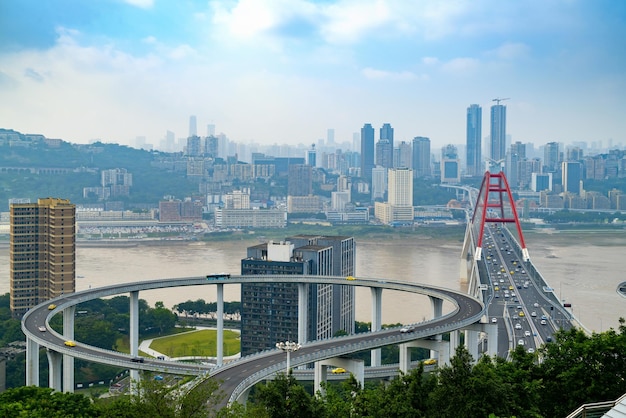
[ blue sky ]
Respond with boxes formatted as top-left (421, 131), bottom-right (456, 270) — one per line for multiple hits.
top-left (1, 0), bottom-right (625, 150)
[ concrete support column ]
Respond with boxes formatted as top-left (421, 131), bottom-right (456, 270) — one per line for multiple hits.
top-left (315, 358), bottom-right (364, 396)
top-left (371, 287), bottom-right (382, 367)
top-left (398, 342), bottom-right (411, 373)
top-left (216, 283), bottom-right (224, 366)
top-left (63, 305), bottom-right (75, 393)
top-left (26, 338), bottom-right (39, 386)
top-left (464, 329), bottom-right (479, 362)
top-left (429, 296), bottom-right (443, 360)
top-left (46, 349), bottom-right (63, 391)
top-left (449, 330), bottom-right (460, 363)
top-left (486, 323), bottom-right (498, 358)
top-left (129, 291), bottom-right (140, 391)
top-left (297, 283), bottom-right (308, 345)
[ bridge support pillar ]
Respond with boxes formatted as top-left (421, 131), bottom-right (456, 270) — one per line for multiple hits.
top-left (298, 283), bottom-right (309, 346)
top-left (460, 226), bottom-right (472, 283)
top-left (429, 296), bottom-right (443, 359)
top-left (399, 339), bottom-right (450, 373)
top-left (464, 323), bottom-right (498, 359)
top-left (217, 283), bottom-right (224, 366)
top-left (449, 330), bottom-right (461, 362)
top-left (370, 287), bottom-right (382, 367)
top-left (464, 329), bottom-right (480, 362)
top-left (130, 291), bottom-right (140, 392)
top-left (26, 337), bottom-right (39, 386)
top-left (46, 349), bottom-right (63, 391)
top-left (314, 358), bottom-right (364, 396)
top-left (63, 306), bottom-right (75, 392)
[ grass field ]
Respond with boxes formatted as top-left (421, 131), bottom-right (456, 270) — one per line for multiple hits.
top-left (149, 329), bottom-right (240, 358)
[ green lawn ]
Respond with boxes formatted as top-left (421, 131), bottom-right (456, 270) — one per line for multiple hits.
top-left (149, 329), bottom-right (240, 358)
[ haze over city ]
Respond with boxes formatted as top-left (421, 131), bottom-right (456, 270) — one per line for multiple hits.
top-left (1, 0), bottom-right (625, 149)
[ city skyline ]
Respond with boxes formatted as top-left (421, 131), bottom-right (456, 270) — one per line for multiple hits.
top-left (1, 1), bottom-right (625, 149)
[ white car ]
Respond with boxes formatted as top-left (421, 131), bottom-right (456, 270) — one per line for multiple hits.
top-left (518, 339), bottom-right (525, 346)
top-left (540, 319), bottom-right (547, 325)
top-left (528, 348), bottom-right (535, 353)
top-left (400, 325), bottom-right (415, 333)
top-left (531, 311), bottom-right (537, 317)
top-left (515, 323), bottom-right (522, 330)
top-left (491, 317), bottom-right (497, 323)
top-left (524, 330), bottom-right (531, 337)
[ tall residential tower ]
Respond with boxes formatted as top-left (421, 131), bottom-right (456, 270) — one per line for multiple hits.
top-left (490, 104), bottom-right (507, 162)
top-left (466, 104), bottom-right (482, 176)
top-left (10, 198), bottom-right (76, 317)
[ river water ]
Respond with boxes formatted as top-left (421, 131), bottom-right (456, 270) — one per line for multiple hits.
top-left (0, 230), bottom-right (624, 333)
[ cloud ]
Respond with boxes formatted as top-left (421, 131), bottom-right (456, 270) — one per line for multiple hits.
top-left (24, 68), bottom-right (45, 82)
top-left (422, 56), bottom-right (439, 66)
top-left (121, 0), bottom-right (154, 9)
top-left (487, 42), bottom-right (530, 60)
top-left (361, 67), bottom-right (424, 81)
top-left (441, 57), bottom-right (479, 74)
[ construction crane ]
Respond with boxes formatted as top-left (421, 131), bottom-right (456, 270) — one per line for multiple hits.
top-left (492, 97), bottom-right (510, 105)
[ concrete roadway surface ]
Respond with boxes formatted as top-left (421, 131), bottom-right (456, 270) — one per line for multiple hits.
top-left (22, 276), bottom-right (484, 409)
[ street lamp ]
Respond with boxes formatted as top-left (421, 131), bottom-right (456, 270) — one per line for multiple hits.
top-left (276, 341), bottom-right (301, 373)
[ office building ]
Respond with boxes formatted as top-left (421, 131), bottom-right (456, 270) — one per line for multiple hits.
top-left (240, 236), bottom-right (355, 355)
top-left (371, 166), bottom-right (387, 201)
top-left (543, 142), bottom-right (561, 172)
top-left (360, 124), bottom-right (375, 181)
top-left (490, 104), bottom-right (507, 161)
top-left (466, 104), bottom-right (482, 176)
top-left (10, 198), bottom-right (76, 318)
top-left (375, 139), bottom-right (393, 169)
top-left (189, 115), bottom-right (197, 137)
top-left (288, 164), bottom-right (313, 196)
top-left (307, 144), bottom-right (317, 167)
top-left (395, 141), bottom-right (412, 169)
top-left (441, 145), bottom-right (461, 184)
top-left (562, 161), bottom-right (582, 194)
top-left (412, 136), bottom-right (431, 178)
top-left (377, 123), bottom-right (394, 169)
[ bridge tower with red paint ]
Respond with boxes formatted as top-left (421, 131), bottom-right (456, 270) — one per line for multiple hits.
top-left (471, 170), bottom-right (529, 262)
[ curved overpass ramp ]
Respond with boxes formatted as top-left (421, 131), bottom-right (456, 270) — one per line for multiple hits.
top-left (22, 275), bottom-right (484, 405)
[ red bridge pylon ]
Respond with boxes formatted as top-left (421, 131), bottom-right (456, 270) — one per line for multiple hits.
top-left (471, 171), bottom-right (529, 262)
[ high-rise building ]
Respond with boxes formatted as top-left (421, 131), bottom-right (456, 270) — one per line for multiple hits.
top-left (543, 142), bottom-right (560, 172)
top-left (441, 145), bottom-right (461, 184)
top-left (506, 141), bottom-right (526, 188)
top-left (395, 141), bottom-right (412, 169)
top-left (189, 115), bottom-right (197, 137)
top-left (240, 236), bottom-right (355, 355)
top-left (371, 166), bottom-right (387, 201)
top-left (10, 198), bottom-right (76, 318)
top-left (327, 129), bottom-right (335, 145)
top-left (412, 136), bottom-right (431, 178)
top-left (388, 167), bottom-right (413, 207)
top-left (562, 161), bottom-right (582, 194)
top-left (288, 164), bottom-right (313, 196)
top-left (466, 104), bottom-right (482, 176)
top-left (307, 144), bottom-right (317, 167)
top-left (378, 123), bottom-right (394, 169)
top-left (360, 124), bottom-right (375, 181)
top-left (490, 104), bottom-right (507, 162)
top-left (375, 139), bottom-right (393, 168)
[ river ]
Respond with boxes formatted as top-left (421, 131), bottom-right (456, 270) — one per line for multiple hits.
top-left (0, 230), bottom-right (624, 333)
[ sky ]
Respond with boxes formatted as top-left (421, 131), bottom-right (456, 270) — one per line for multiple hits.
top-left (1, 0), bottom-right (625, 150)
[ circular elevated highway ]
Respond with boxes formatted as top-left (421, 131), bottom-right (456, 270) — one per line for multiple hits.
top-left (22, 275), bottom-right (484, 405)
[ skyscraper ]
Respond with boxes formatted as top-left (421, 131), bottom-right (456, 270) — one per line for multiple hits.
top-left (189, 115), bottom-right (197, 137)
top-left (562, 161), bottom-right (582, 194)
top-left (379, 123), bottom-right (394, 168)
top-left (441, 145), bottom-right (461, 184)
top-left (412, 136), bottom-right (431, 178)
top-left (543, 142), bottom-right (560, 172)
top-left (307, 144), bottom-right (317, 167)
top-left (360, 124), bottom-right (375, 181)
top-left (395, 141), bottom-right (412, 169)
top-left (466, 104), bottom-right (482, 176)
top-left (490, 104), bottom-right (507, 162)
top-left (10, 198), bottom-right (76, 317)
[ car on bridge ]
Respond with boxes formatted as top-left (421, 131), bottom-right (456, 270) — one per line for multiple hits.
top-left (331, 367), bottom-right (346, 374)
top-left (400, 325), bottom-right (416, 333)
top-left (38, 326), bottom-right (46, 332)
top-left (48, 304), bottom-right (57, 310)
top-left (346, 276), bottom-right (356, 281)
top-left (64, 341), bottom-right (76, 347)
top-left (423, 359), bottom-right (437, 365)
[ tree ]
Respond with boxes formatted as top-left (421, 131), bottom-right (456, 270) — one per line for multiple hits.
top-left (0, 386), bottom-right (98, 417)
top-left (248, 372), bottom-right (322, 418)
